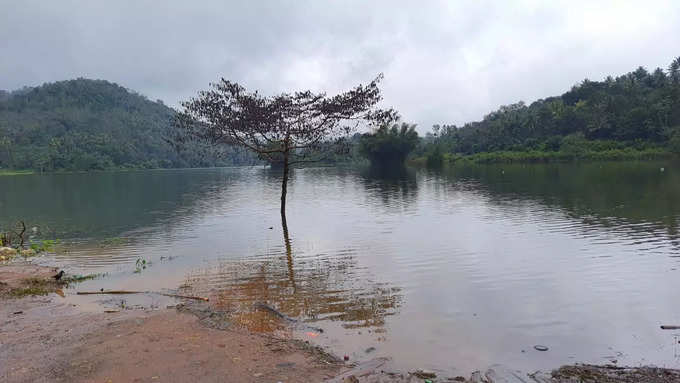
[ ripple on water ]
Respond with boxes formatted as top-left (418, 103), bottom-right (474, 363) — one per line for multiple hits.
top-left (5, 164), bottom-right (680, 376)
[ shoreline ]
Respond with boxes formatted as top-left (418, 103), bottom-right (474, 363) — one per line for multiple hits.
top-left (3, 262), bottom-right (680, 382)
top-left (410, 149), bottom-right (676, 166)
top-left (1, 263), bottom-right (344, 382)
top-left (2, 153), bottom-right (678, 178)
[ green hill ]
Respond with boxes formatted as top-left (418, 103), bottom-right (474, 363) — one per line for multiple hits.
top-left (0, 79), bottom-right (252, 171)
top-left (423, 56), bottom-right (680, 162)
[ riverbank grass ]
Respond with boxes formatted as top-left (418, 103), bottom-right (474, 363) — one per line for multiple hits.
top-left (0, 169), bottom-right (34, 176)
top-left (413, 148), bottom-right (675, 165)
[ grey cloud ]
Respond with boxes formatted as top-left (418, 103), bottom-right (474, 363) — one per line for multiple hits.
top-left (1, 0), bottom-right (679, 132)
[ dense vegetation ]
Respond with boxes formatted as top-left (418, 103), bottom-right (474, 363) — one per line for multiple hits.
top-left (0, 79), bottom-right (253, 171)
top-left (3, 57), bottom-right (679, 172)
top-left (359, 123), bottom-right (419, 167)
top-left (419, 56), bottom-right (680, 163)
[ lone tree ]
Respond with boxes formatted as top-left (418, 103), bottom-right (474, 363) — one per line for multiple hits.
top-left (174, 75), bottom-right (394, 215)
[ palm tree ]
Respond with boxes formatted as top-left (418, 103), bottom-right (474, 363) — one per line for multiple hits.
top-left (669, 57), bottom-right (680, 84)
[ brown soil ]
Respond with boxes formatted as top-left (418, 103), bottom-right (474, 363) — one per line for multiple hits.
top-left (3, 263), bottom-right (680, 383)
top-left (0, 263), bottom-right (344, 382)
top-left (0, 263), bottom-right (63, 298)
top-left (1, 296), bottom-right (343, 382)
top-left (550, 364), bottom-right (680, 383)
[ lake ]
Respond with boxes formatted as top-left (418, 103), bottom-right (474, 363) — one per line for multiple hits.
top-left (2, 162), bottom-right (680, 376)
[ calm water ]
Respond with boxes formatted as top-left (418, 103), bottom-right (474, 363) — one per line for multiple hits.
top-left (2, 162), bottom-right (680, 375)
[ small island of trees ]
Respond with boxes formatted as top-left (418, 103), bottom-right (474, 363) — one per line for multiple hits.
top-left (358, 122), bottom-right (419, 168)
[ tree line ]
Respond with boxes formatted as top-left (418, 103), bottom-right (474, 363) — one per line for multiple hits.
top-left (419, 56), bottom-right (680, 163)
top-left (3, 56), bottom-right (679, 172)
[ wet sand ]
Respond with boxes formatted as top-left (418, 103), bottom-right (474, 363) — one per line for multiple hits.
top-left (0, 263), bottom-right (343, 382)
top-left (3, 263), bottom-right (680, 383)
top-left (1, 296), bottom-right (342, 382)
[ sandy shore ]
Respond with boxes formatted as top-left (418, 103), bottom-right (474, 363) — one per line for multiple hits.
top-left (3, 262), bottom-right (680, 383)
top-left (1, 296), bottom-right (343, 382)
top-left (0, 262), bottom-right (343, 382)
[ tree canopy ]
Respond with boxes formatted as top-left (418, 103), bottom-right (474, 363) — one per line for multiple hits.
top-left (175, 75), bottom-right (395, 212)
top-left (359, 122), bottom-right (419, 167)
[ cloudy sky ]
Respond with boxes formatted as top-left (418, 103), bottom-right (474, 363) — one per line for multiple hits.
top-left (1, 0), bottom-right (679, 131)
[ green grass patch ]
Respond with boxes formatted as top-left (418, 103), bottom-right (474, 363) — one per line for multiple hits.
top-left (8, 278), bottom-right (53, 298)
top-left (0, 169), bottom-right (35, 176)
top-left (9, 285), bottom-right (51, 297)
top-left (413, 148), bottom-right (676, 165)
top-left (63, 273), bottom-right (106, 283)
top-left (29, 239), bottom-right (60, 253)
top-left (2, 272), bottom-right (105, 299)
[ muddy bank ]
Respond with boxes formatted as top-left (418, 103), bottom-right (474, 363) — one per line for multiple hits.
top-left (3, 263), bottom-right (680, 383)
top-left (1, 263), bottom-right (342, 382)
top-left (0, 263), bottom-right (64, 298)
top-left (549, 364), bottom-right (680, 383)
top-left (1, 297), bottom-right (342, 382)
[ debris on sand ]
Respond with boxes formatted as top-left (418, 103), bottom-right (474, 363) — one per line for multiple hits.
top-left (412, 369), bottom-right (437, 379)
top-left (77, 290), bottom-right (209, 301)
top-left (551, 364), bottom-right (680, 383)
top-left (0, 264), bottom-right (65, 298)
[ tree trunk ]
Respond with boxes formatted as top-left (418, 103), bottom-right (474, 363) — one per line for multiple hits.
top-left (280, 209), bottom-right (296, 290)
top-left (280, 151), bottom-right (289, 216)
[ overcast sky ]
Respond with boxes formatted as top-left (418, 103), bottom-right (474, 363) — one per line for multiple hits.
top-left (1, 0), bottom-right (679, 131)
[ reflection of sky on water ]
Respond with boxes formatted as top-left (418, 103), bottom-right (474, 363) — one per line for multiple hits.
top-left (3, 162), bottom-right (680, 375)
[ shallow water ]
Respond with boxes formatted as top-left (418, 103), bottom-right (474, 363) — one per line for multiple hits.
top-left (2, 162), bottom-right (680, 375)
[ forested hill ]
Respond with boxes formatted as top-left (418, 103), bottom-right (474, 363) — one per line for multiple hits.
top-left (0, 79), bottom-right (252, 171)
top-left (430, 57), bottom-right (680, 157)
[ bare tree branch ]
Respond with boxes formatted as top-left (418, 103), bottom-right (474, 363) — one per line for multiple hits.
top-left (173, 74), bottom-right (397, 212)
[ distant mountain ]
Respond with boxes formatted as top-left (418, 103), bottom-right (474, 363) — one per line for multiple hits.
top-left (0, 78), bottom-right (253, 171)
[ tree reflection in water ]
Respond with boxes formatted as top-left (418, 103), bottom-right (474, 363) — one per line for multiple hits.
top-left (182, 211), bottom-right (402, 334)
top-left (358, 165), bottom-right (418, 212)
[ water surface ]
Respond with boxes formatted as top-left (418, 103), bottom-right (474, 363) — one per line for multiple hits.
top-left (2, 162), bottom-right (680, 375)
